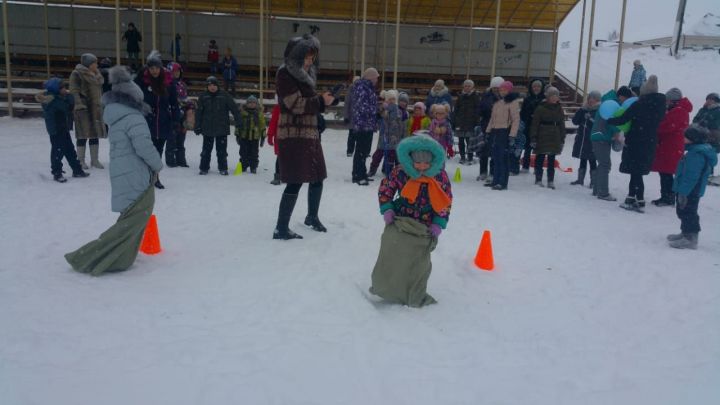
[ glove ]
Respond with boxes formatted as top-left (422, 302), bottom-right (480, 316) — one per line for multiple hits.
top-left (383, 210), bottom-right (395, 225)
top-left (429, 224), bottom-right (442, 238)
top-left (260, 137), bottom-right (265, 147)
top-left (677, 194), bottom-right (688, 210)
top-left (194, 129), bottom-right (202, 136)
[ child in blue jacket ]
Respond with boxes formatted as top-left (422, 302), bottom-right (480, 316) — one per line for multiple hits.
top-left (667, 125), bottom-right (718, 249)
top-left (37, 78), bottom-right (90, 183)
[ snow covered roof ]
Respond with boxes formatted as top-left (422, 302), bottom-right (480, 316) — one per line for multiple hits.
top-left (687, 13), bottom-right (720, 37)
top-left (25, 0), bottom-right (579, 30)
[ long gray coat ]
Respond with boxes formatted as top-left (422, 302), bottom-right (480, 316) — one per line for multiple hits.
top-left (103, 92), bottom-right (163, 212)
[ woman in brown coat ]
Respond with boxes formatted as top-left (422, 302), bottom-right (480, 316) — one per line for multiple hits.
top-left (273, 35), bottom-right (334, 240)
top-left (69, 53), bottom-right (107, 169)
top-left (530, 86), bottom-right (566, 189)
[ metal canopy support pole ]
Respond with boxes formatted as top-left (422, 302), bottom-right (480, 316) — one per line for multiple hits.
top-left (360, 0), bottom-right (367, 73)
top-left (171, 0), bottom-right (176, 60)
top-left (2, 0), bottom-right (12, 117)
top-left (380, 0), bottom-right (388, 90)
top-left (465, 0), bottom-right (474, 78)
top-left (392, 0), bottom-right (400, 89)
top-left (548, 0), bottom-right (559, 84)
top-left (115, 0), bottom-right (121, 64)
top-left (140, 0), bottom-right (145, 64)
top-left (613, 0), bottom-right (627, 89)
top-left (70, 0), bottom-right (76, 57)
top-left (44, 0), bottom-right (50, 76)
top-left (489, 0), bottom-right (501, 78)
top-left (184, 1), bottom-right (189, 62)
top-left (258, 0), bottom-right (265, 103)
top-left (574, 0), bottom-right (586, 102)
top-left (349, 0), bottom-right (358, 76)
top-left (151, 0), bottom-right (157, 50)
top-left (525, 28), bottom-right (534, 78)
top-left (449, 27), bottom-right (457, 76)
top-left (582, 0), bottom-right (596, 102)
top-left (671, 0), bottom-right (687, 57)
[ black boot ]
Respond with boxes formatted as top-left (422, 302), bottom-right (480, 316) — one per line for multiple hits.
top-left (273, 193), bottom-right (303, 240)
top-left (304, 183), bottom-right (327, 232)
top-left (154, 174), bottom-right (165, 189)
top-left (570, 167), bottom-right (586, 185)
top-left (270, 173), bottom-right (281, 185)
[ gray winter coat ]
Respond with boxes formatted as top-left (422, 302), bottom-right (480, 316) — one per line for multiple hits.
top-left (103, 92), bottom-right (163, 212)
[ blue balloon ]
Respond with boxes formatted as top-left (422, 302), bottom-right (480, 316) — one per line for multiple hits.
top-left (599, 100), bottom-right (620, 120)
top-left (622, 97), bottom-right (638, 109)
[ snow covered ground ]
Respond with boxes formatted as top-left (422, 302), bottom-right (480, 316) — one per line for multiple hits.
top-left (1, 118), bottom-right (719, 405)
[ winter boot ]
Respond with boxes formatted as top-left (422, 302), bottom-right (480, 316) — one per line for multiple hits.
top-left (72, 169), bottom-right (90, 178)
top-left (535, 179), bottom-right (544, 187)
top-left (669, 233), bottom-right (698, 250)
top-left (270, 173), bottom-right (282, 185)
top-left (53, 173), bottom-right (67, 183)
top-left (304, 183), bottom-right (327, 232)
top-left (570, 167), bottom-right (586, 185)
top-left (76, 145), bottom-right (89, 170)
top-left (652, 194), bottom-right (675, 207)
top-left (597, 193), bottom-right (617, 201)
top-left (637, 200), bottom-right (646, 208)
top-left (588, 169), bottom-right (596, 189)
top-left (620, 196), bottom-right (644, 213)
top-left (666, 233), bottom-right (686, 241)
top-left (273, 193), bottom-right (303, 240)
top-left (547, 181), bottom-right (556, 190)
top-left (154, 174), bottom-right (165, 189)
top-left (89, 144), bottom-right (104, 169)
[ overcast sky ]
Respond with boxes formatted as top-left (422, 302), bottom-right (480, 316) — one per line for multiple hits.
top-left (559, 0), bottom-right (719, 44)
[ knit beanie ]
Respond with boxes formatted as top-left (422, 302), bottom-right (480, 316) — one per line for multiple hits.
top-left (463, 79), bottom-right (475, 88)
top-left (81, 53), bottom-right (97, 67)
top-left (410, 150), bottom-right (433, 164)
top-left (706, 93), bottom-right (720, 103)
top-left (146, 50), bottom-right (163, 68)
top-left (398, 92), bottom-right (410, 105)
top-left (545, 86), bottom-right (560, 98)
top-left (587, 90), bottom-right (602, 102)
top-left (489, 76), bottom-right (505, 88)
top-left (246, 95), bottom-right (258, 105)
top-left (206, 76), bottom-right (219, 86)
top-left (617, 86), bottom-right (634, 99)
top-left (108, 65), bottom-right (144, 103)
top-left (413, 101), bottom-right (426, 112)
top-left (665, 88), bottom-right (682, 101)
top-left (385, 89), bottom-right (399, 102)
top-left (44, 77), bottom-right (63, 95)
top-left (684, 124), bottom-right (709, 144)
top-left (99, 58), bottom-right (112, 68)
top-left (499, 81), bottom-right (514, 92)
top-left (639, 75), bottom-right (658, 96)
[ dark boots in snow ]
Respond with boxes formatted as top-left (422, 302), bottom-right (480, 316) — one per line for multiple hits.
top-left (669, 233), bottom-right (698, 249)
top-left (274, 193), bottom-right (303, 240)
top-left (304, 183), bottom-right (327, 232)
top-left (570, 167), bottom-right (586, 185)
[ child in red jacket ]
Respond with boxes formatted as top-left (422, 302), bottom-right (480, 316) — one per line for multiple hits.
top-left (266, 104), bottom-right (281, 185)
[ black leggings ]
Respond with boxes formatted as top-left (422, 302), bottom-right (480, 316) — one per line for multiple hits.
top-left (76, 138), bottom-right (99, 147)
top-left (579, 158), bottom-right (597, 171)
top-left (284, 181), bottom-right (322, 195)
top-left (629, 173), bottom-right (645, 201)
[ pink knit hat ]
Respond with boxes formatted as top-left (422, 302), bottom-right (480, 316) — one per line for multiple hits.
top-left (413, 101), bottom-right (426, 112)
top-left (499, 81), bottom-right (514, 92)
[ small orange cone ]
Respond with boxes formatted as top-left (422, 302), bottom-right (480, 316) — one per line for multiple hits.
top-left (474, 230), bottom-right (494, 271)
top-left (140, 214), bottom-right (162, 255)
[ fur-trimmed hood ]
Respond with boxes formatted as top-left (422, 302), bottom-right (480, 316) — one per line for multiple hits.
top-left (429, 86), bottom-right (449, 98)
top-left (278, 34), bottom-right (320, 88)
top-left (396, 134), bottom-right (446, 179)
top-left (102, 90), bottom-right (148, 114)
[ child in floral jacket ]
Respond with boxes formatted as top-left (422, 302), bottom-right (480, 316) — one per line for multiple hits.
top-left (428, 103), bottom-right (454, 157)
top-left (372, 134), bottom-right (452, 307)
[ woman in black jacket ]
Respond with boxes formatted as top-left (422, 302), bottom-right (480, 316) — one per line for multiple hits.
top-left (519, 79), bottom-right (545, 172)
top-left (570, 90), bottom-right (601, 186)
top-left (135, 50), bottom-right (180, 188)
top-left (608, 75), bottom-right (666, 212)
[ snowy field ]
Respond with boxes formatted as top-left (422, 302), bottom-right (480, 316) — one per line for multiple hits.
top-left (1, 118), bottom-right (719, 405)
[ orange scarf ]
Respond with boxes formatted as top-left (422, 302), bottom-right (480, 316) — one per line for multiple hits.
top-left (400, 175), bottom-right (452, 214)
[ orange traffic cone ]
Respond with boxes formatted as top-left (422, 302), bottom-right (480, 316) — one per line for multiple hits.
top-left (474, 230), bottom-right (494, 271)
top-left (140, 214), bottom-right (162, 255)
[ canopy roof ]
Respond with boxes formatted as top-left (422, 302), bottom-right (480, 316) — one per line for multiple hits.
top-left (37, 0), bottom-right (579, 30)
